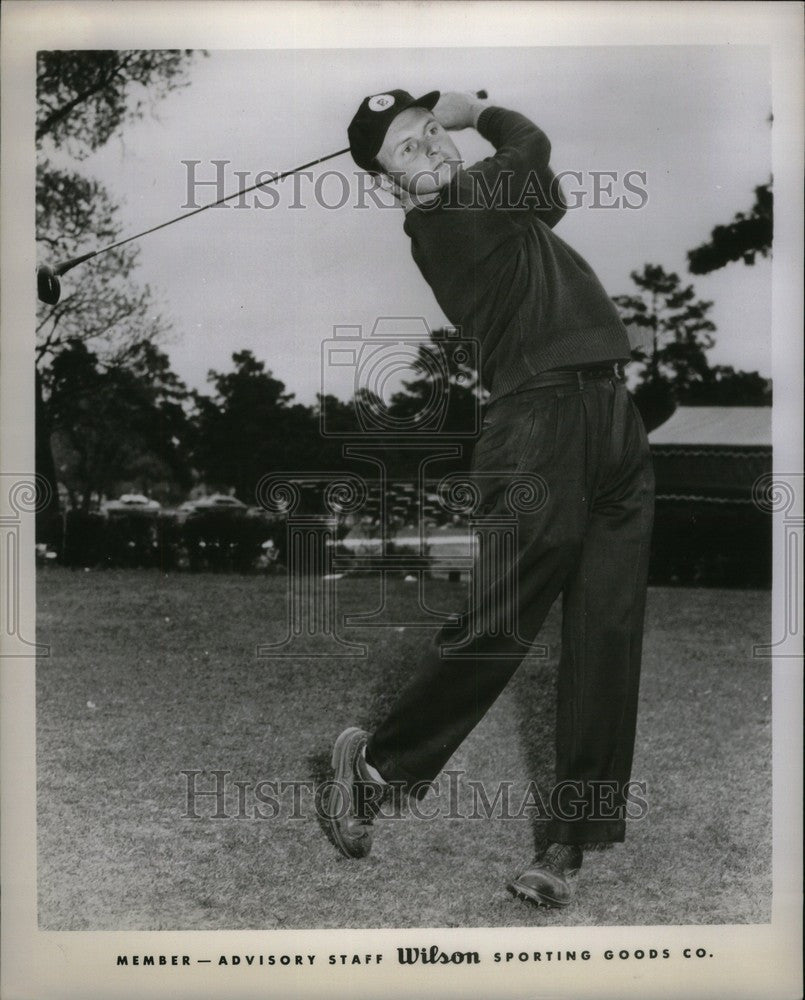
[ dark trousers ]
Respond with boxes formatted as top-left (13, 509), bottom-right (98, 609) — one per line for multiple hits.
top-left (366, 371), bottom-right (655, 844)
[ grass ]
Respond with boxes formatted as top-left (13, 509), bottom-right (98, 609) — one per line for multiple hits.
top-left (36, 569), bottom-right (771, 929)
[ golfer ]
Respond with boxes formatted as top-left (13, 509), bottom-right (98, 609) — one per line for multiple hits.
top-left (325, 89), bottom-right (655, 908)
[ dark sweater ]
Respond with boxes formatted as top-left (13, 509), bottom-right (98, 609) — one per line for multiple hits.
top-left (403, 106), bottom-right (631, 401)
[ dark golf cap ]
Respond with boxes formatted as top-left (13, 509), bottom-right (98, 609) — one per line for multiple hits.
top-left (348, 89), bottom-right (440, 172)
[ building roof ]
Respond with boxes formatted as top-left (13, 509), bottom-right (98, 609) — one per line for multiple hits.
top-left (649, 407), bottom-right (772, 447)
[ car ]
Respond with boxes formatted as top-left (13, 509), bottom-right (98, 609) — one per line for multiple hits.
top-left (102, 493), bottom-right (161, 514)
top-left (189, 493), bottom-right (248, 511)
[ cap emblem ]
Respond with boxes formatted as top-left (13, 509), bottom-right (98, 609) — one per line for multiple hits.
top-left (368, 94), bottom-right (395, 112)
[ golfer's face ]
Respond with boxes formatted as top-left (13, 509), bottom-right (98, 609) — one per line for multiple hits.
top-left (378, 108), bottom-right (461, 195)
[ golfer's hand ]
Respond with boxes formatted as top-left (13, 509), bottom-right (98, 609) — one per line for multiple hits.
top-left (433, 91), bottom-right (486, 131)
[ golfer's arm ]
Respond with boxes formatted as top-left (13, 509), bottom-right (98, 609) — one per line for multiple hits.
top-left (476, 106), bottom-right (551, 171)
top-left (473, 107), bottom-right (567, 227)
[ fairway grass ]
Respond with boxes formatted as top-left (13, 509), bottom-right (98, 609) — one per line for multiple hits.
top-left (36, 570), bottom-right (771, 929)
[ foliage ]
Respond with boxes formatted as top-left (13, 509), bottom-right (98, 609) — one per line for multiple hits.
top-left (614, 264), bottom-right (772, 430)
top-left (614, 264), bottom-right (717, 429)
top-left (35, 50), bottom-right (199, 363)
top-left (688, 183), bottom-right (773, 274)
top-left (190, 332), bottom-right (486, 502)
top-left (45, 339), bottom-right (193, 507)
top-left (193, 351), bottom-right (316, 502)
top-left (37, 49), bottom-right (198, 157)
top-left (35, 50), bottom-right (200, 533)
top-left (682, 365), bottom-right (772, 407)
top-left (615, 264), bottom-right (716, 386)
top-left (380, 328), bottom-right (485, 475)
top-left (36, 163), bottom-right (170, 365)
top-left (391, 328), bottom-right (484, 425)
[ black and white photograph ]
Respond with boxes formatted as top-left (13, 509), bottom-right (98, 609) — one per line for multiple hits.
top-left (1, 2), bottom-right (802, 999)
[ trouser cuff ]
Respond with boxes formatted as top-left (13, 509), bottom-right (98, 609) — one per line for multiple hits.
top-left (546, 818), bottom-right (626, 845)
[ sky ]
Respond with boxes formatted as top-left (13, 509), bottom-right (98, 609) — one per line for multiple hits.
top-left (70, 45), bottom-right (772, 405)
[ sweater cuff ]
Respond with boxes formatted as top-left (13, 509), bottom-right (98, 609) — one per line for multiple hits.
top-left (475, 105), bottom-right (498, 136)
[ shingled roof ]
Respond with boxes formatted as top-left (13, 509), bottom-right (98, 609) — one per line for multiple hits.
top-left (649, 407), bottom-right (771, 447)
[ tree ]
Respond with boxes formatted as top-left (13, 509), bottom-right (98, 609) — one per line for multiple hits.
top-left (194, 351), bottom-right (315, 502)
top-left (35, 50), bottom-right (200, 537)
top-left (688, 182), bottom-right (773, 274)
top-left (682, 366), bottom-right (772, 407)
top-left (37, 50), bottom-right (197, 156)
top-left (36, 50), bottom-right (201, 362)
top-left (688, 108), bottom-right (772, 275)
top-left (314, 393), bottom-right (363, 439)
top-left (380, 328), bottom-right (486, 476)
top-left (614, 265), bottom-right (717, 430)
top-left (45, 339), bottom-right (194, 508)
top-left (683, 176), bottom-right (774, 407)
top-left (36, 163), bottom-right (170, 368)
top-left (122, 339), bottom-right (196, 496)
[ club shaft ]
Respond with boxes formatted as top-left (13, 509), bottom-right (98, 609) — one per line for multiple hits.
top-left (55, 146), bottom-right (350, 275)
top-left (54, 91), bottom-right (489, 277)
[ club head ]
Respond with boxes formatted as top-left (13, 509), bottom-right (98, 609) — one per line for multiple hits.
top-left (37, 265), bottom-right (61, 305)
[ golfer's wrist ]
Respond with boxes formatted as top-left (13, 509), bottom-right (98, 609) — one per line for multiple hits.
top-left (435, 91), bottom-right (486, 131)
top-left (469, 99), bottom-right (486, 129)
top-left (454, 96), bottom-right (485, 130)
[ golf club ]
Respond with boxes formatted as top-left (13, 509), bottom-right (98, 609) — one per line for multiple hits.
top-left (37, 90), bottom-right (488, 305)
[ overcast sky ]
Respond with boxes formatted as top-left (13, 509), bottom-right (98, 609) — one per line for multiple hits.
top-left (73, 45), bottom-right (772, 404)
